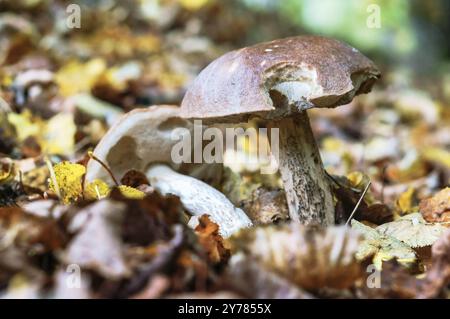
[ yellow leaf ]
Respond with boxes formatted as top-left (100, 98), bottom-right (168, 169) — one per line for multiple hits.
top-left (422, 147), bottom-right (450, 168)
top-left (117, 185), bottom-right (145, 199)
top-left (0, 160), bottom-right (15, 184)
top-left (347, 171), bottom-right (376, 204)
top-left (394, 187), bottom-right (417, 217)
top-left (7, 111), bottom-right (76, 156)
top-left (178, 0), bottom-right (209, 11)
top-left (84, 179), bottom-right (110, 200)
top-left (55, 59), bottom-right (106, 96)
top-left (7, 110), bottom-right (43, 141)
top-left (48, 162), bottom-right (86, 204)
top-left (42, 113), bottom-right (76, 156)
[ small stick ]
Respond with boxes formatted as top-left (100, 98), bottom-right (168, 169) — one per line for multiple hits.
top-left (87, 151), bottom-right (119, 186)
top-left (380, 165), bottom-right (387, 204)
top-left (94, 184), bottom-right (102, 200)
top-left (45, 157), bottom-right (61, 200)
top-left (345, 180), bottom-right (372, 226)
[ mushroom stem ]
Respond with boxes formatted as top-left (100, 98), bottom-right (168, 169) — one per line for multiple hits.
top-left (269, 111), bottom-right (334, 225)
top-left (146, 164), bottom-right (253, 237)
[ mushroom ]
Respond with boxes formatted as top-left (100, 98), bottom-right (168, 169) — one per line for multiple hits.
top-left (85, 105), bottom-right (252, 237)
top-left (181, 35), bottom-right (380, 225)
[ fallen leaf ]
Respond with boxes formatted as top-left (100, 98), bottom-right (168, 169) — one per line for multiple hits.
top-left (194, 215), bottom-right (230, 264)
top-left (231, 224), bottom-right (363, 290)
top-left (120, 169), bottom-right (149, 188)
top-left (224, 253), bottom-right (314, 299)
top-left (84, 179), bottom-right (110, 200)
top-left (376, 213), bottom-right (446, 248)
top-left (0, 159), bottom-right (15, 184)
top-left (351, 219), bottom-right (416, 270)
top-left (117, 185), bottom-right (145, 199)
top-left (64, 200), bottom-right (129, 279)
top-left (394, 187), bottom-right (418, 217)
top-left (48, 162), bottom-right (86, 204)
top-left (242, 187), bottom-right (289, 225)
top-left (55, 59), bottom-right (106, 97)
top-left (42, 113), bottom-right (76, 156)
top-left (419, 187), bottom-right (450, 224)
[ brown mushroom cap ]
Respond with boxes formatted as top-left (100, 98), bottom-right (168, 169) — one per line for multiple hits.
top-left (181, 36), bottom-right (380, 123)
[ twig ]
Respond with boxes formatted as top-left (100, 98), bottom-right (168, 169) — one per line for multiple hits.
top-left (87, 151), bottom-right (119, 186)
top-left (345, 180), bottom-right (372, 226)
top-left (45, 156), bottom-right (61, 200)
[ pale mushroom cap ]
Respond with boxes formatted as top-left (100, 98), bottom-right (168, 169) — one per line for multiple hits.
top-left (85, 105), bottom-right (193, 185)
top-left (181, 36), bottom-right (380, 123)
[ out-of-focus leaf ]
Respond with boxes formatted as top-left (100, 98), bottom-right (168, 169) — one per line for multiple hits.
top-left (231, 224), bottom-right (363, 290)
top-left (7, 110), bottom-right (42, 142)
top-left (242, 187), bottom-right (289, 225)
top-left (422, 147), bottom-right (450, 169)
top-left (346, 171), bottom-right (376, 204)
top-left (420, 187), bottom-right (450, 224)
top-left (386, 150), bottom-right (429, 183)
top-left (0, 206), bottom-right (67, 251)
top-left (64, 200), bottom-right (129, 279)
top-left (194, 215), bottom-right (230, 264)
top-left (55, 59), bottom-right (106, 97)
top-left (72, 93), bottom-right (123, 123)
top-left (377, 213), bottom-right (446, 248)
top-left (351, 219), bottom-right (416, 270)
top-left (394, 187), bottom-right (418, 217)
top-left (362, 228), bottom-right (450, 299)
top-left (220, 167), bottom-right (260, 206)
top-left (42, 113), bottom-right (76, 156)
top-left (6, 111), bottom-right (76, 156)
top-left (225, 253), bottom-right (314, 299)
top-left (0, 159), bottom-right (15, 184)
top-left (48, 162), bottom-right (86, 204)
top-left (178, 0), bottom-right (209, 11)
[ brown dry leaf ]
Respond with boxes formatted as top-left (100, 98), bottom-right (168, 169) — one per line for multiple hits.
top-left (0, 206), bottom-right (67, 251)
top-left (423, 227), bottom-right (450, 297)
top-left (64, 200), bottom-right (129, 279)
top-left (231, 224), bottom-right (363, 290)
top-left (120, 169), bottom-right (149, 188)
top-left (194, 215), bottom-right (230, 264)
top-left (333, 176), bottom-right (392, 225)
top-left (225, 253), bottom-right (314, 299)
top-left (242, 187), bottom-right (289, 225)
top-left (419, 187), bottom-right (450, 225)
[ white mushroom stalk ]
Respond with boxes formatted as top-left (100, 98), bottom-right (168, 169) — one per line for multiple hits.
top-left (146, 164), bottom-right (253, 238)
